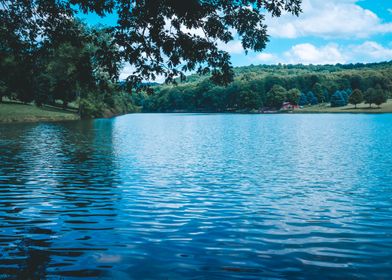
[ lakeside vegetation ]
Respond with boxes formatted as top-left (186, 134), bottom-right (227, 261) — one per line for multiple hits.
top-left (2, 0), bottom-right (303, 121)
top-left (1, 1), bottom-right (391, 122)
top-left (136, 62), bottom-right (392, 113)
top-left (1, 19), bottom-right (139, 119)
top-left (1, 61), bottom-right (391, 123)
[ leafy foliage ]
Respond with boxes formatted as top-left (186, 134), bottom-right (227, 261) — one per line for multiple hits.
top-left (373, 89), bottom-right (387, 107)
top-left (286, 88), bottom-right (301, 105)
top-left (330, 91), bottom-right (346, 107)
top-left (364, 86), bottom-right (388, 108)
top-left (349, 89), bottom-right (363, 108)
top-left (140, 62), bottom-right (392, 112)
top-left (0, 17), bottom-right (135, 117)
top-left (298, 93), bottom-right (308, 106)
top-left (266, 85), bottom-right (286, 108)
top-left (0, 0), bottom-right (302, 87)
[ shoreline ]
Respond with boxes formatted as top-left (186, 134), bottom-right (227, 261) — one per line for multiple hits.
top-left (1, 101), bottom-right (391, 124)
top-left (1, 111), bottom-right (391, 124)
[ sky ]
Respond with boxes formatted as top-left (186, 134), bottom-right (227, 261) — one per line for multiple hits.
top-left (80, 0), bottom-right (392, 79)
top-left (228, 0), bottom-right (392, 67)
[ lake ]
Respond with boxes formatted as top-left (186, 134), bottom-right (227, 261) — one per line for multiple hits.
top-left (1, 113), bottom-right (392, 279)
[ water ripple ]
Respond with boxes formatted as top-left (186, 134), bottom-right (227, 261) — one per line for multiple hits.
top-left (0, 114), bottom-right (392, 279)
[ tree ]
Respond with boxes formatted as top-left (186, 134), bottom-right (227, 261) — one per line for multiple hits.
top-left (298, 93), bottom-right (308, 106)
top-left (140, 62), bottom-right (392, 113)
top-left (312, 83), bottom-right (324, 102)
top-left (373, 86), bottom-right (387, 108)
top-left (310, 95), bottom-right (318, 105)
top-left (286, 88), bottom-right (300, 105)
top-left (0, 81), bottom-right (5, 102)
top-left (265, 85), bottom-right (286, 109)
top-left (340, 90), bottom-right (349, 105)
top-left (0, 53), bottom-right (17, 102)
top-left (322, 90), bottom-right (330, 103)
top-left (1, 0), bottom-right (302, 88)
top-left (45, 43), bottom-right (82, 108)
top-left (306, 91), bottom-right (318, 105)
top-left (348, 89), bottom-right (363, 109)
top-left (330, 91), bottom-right (346, 107)
top-left (236, 89), bottom-right (262, 110)
top-left (364, 88), bottom-right (375, 108)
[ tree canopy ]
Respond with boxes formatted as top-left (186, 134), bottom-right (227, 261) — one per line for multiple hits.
top-left (349, 89), bottom-right (363, 108)
top-left (139, 62), bottom-right (392, 112)
top-left (1, 0), bottom-right (302, 87)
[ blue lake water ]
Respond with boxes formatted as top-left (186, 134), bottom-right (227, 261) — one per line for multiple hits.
top-left (0, 113), bottom-right (392, 279)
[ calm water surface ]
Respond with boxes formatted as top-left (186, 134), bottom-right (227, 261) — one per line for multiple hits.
top-left (0, 114), bottom-right (392, 279)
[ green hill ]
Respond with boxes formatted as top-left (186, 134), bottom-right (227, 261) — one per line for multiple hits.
top-left (132, 61), bottom-right (392, 113)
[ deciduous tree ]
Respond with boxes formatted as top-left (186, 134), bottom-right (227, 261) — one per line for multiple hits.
top-left (373, 86), bottom-right (387, 108)
top-left (348, 89), bottom-right (363, 109)
top-left (1, 0), bottom-right (302, 87)
top-left (265, 85), bottom-right (286, 109)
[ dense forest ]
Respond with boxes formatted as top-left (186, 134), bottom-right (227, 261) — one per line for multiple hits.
top-left (0, 18), bottom-right (137, 118)
top-left (135, 62), bottom-right (392, 112)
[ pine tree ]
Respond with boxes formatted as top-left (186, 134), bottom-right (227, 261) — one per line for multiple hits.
top-left (330, 91), bottom-right (346, 107)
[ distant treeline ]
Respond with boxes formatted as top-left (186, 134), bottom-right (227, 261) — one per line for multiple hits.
top-left (134, 62), bottom-right (392, 112)
top-left (0, 20), bottom-right (136, 117)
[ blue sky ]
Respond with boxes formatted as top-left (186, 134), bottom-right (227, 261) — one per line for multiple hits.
top-left (80, 0), bottom-right (392, 79)
top-left (226, 0), bottom-right (392, 67)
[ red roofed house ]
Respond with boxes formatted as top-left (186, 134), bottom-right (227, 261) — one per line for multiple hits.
top-left (281, 102), bottom-right (299, 111)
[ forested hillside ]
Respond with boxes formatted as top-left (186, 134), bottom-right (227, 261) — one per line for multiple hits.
top-left (136, 62), bottom-right (392, 112)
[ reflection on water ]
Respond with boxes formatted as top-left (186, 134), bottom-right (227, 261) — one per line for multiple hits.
top-left (1, 114), bottom-right (392, 279)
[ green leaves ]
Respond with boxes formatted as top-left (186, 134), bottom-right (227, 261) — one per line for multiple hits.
top-left (348, 89), bottom-right (363, 108)
top-left (1, 0), bottom-right (302, 88)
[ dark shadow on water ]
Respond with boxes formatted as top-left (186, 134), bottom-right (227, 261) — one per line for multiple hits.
top-left (0, 119), bottom-right (120, 278)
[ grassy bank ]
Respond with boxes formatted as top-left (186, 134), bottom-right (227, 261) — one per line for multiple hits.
top-left (296, 99), bottom-right (392, 114)
top-left (0, 102), bottom-right (80, 123)
top-left (1, 99), bottom-right (391, 123)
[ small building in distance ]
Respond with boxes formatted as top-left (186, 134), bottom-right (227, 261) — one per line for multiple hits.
top-left (281, 102), bottom-right (299, 111)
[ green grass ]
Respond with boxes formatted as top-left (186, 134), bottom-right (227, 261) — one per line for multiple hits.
top-left (1, 98), bottom-right (391, 122)
top-left (296, 99), bottom-right (392, 114)
top-left (0, 101), bottom-right (80, 123)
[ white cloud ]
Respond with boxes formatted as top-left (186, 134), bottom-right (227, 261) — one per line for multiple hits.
top-left (350, 41), bottom-right (392, 61)
top-left (119, 63), bottom-right (165, 83)
top-left (256, 53), bottom-right (277, 62)
top-left (284, 43), bottom-right (346, 64)
top-left (256, 41), bottom-right (392, 65)
top-left (217, 40), bottom-right (244, 54)
top-left (266, 0), bottom-right (392, 39)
